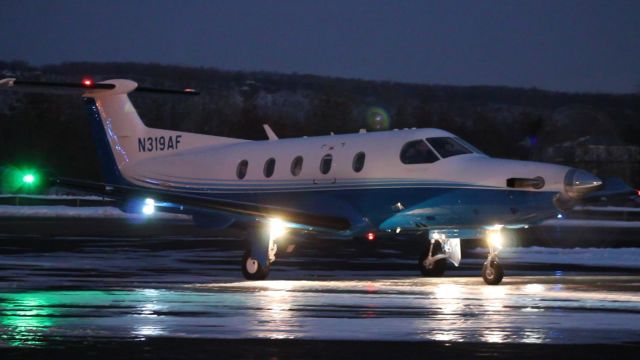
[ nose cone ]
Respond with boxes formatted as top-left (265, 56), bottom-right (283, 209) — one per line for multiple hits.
top-left (564, 169), bottom-right (603, 198)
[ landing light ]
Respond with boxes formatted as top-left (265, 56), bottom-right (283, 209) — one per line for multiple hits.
top-left (142, 198), bottom-right (155, 215)
top-left (487, 225), bottom-right (504, 249)
top-left (269, 218), bottom-right (287, 240)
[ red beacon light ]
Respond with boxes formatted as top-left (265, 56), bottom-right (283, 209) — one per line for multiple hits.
top-left (366, 232), bottom-right (376, 241)
top-left (82, 78), bottom-right (94, 87)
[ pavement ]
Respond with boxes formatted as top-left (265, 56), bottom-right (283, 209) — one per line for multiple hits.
top-left (0, 217), bottom-right (639, 359)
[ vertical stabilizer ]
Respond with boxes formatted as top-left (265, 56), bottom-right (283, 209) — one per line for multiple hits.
top-left (82, 79), bottom-right (243, 183)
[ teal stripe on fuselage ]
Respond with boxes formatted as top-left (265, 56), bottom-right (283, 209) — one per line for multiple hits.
top-left (131, 176), bottom-right (504, 193)
top-left (145, 182), bottom-right (557, 235)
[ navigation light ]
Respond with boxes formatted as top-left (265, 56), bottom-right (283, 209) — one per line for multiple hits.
top-left (142, 198), bottom-right (155, 215)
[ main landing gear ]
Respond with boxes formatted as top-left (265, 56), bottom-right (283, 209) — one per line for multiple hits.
top-left (482, 226), bottom-right (505, 285)
top-left (418, 227), bottom-right (505, 285)
top-left (241, 219), bottom-right (284, 280)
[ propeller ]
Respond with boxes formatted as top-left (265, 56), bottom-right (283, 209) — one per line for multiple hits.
top-left (554, 175), bottom-right (637, 211)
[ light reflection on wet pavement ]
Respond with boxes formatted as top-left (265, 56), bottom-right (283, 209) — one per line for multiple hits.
top-left (0, 235), bottom-right (639, 347)
top-left (1, 277), bottom-right (639, 346)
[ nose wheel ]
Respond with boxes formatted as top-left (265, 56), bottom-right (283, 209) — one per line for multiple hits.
top-left (481, 226), bottom-right (506, 285)
top-left (482, 258), bottom-right (504, 285)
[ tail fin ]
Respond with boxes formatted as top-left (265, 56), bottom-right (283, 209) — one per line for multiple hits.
top-left (0, 78), bottom-right (244, 185)
top-left (83, 79), bottom-right (243, 184)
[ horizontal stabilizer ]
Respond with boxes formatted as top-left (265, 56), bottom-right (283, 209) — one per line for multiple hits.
top-left (0, 78), bottom-right (199, 96)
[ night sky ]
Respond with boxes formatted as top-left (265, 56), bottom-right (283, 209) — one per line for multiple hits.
top-left (1, 0), bottom-right (639, 93)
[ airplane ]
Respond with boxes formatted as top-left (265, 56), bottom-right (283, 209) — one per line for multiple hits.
top-left (0, 77), bottom-right (610, 285)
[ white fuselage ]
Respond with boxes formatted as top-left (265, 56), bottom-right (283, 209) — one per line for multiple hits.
top-left (125, 128), bottom-right (570, 195)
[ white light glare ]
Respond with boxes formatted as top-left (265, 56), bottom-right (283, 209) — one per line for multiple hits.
top-left (142, 198), bottom-right (155, 215)
top-left (487, 225), bottom-right (504, 249)
top-left (269, 218), bottom-right (287, 240)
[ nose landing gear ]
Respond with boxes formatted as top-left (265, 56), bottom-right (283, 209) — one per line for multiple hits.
top-left (242, 250), bottom-right (270, 280)
top-left (241, 220), bottom-right (283, 280)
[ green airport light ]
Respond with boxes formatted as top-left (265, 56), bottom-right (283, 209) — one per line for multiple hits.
top-left (1, 166), bottom-right (44, 194)
top-left (22, 173), bottom-right (35, 184)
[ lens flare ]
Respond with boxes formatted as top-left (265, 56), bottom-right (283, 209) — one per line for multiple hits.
top-left (366, 107), bottom-right (390, 130)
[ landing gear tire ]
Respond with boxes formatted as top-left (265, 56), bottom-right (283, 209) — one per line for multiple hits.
top-left (418, 241), bottom-right (447, 277)
top-left (482, 260), bottom-right (504, 285)
top-left (242, 250), bottom-right (270, 280)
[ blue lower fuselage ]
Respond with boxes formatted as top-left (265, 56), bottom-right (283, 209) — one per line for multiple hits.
top-left (182, 184), bottom-right (559, 236)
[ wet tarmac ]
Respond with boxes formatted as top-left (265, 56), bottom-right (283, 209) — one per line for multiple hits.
top-left (0, 218), bottom-right (639, 358)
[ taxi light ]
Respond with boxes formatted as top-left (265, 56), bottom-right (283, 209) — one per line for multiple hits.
top-left (269, 218), bottom-right (287, 240)
top-left (487, 225), bottom-right (504, 249)
top-left (367, 232), bottom-right (376, 241)
top-left (488, 231), bottom-right (503, 248)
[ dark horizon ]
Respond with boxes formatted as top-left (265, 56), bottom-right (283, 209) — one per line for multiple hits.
top-left (1, 1), bottom-right (639, 94)
top-left (3, 59), bottom-right (639, 97)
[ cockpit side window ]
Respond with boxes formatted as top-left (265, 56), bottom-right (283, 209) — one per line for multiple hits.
top-left (426, 137), bottom-right (472, 158)
top-left (455, 137), bottom-right (485, 155)
top-left (400, 140), bottom-right (439, 164)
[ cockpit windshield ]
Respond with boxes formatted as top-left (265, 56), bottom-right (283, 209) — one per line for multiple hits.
top-left (400, 139), bottom-right (439, 164)
top-left (426, 137), bottom-right (473, 158)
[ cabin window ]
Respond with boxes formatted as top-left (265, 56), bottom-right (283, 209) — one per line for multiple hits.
top-left (400, 140), bottom-right (439, 164)
top-left (236, 160), bottom-right (248, 179)
top-left (352, 152), bottom-right (366, 173)
top-left (263, 157), bottom-right (276, 178)
top-left (320, 154), bottom-right (332, 174)
top-left (426, 137), bottom-right (472, 158)
top-left (291, 156), bottom-right (303, 176)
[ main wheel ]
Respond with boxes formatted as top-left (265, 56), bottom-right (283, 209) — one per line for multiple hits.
top-left (482, 260), bottom-right (504, 285)
top-left (418, 241), bottom-right (447, 277)
top-left (242, 250), bottom-right (270, 280)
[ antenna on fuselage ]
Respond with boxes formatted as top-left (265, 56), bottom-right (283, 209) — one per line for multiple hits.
top-left (262, 124), bottom-right (279, 140)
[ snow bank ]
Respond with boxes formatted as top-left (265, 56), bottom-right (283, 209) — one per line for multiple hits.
top-left (0, 205), bottom-right (190, 220)
top-left (472, 246), bottom-right (640, 268)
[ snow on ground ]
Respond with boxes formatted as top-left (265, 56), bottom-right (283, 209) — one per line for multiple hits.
top-left (0, 194), bottom-right (107, 200)
top-left (573, 205), bottom-right (640, 213)
top-left (540, 219), bottom-right (640, 228)
top-left (0, 205), bottom-right (190, 220)
top-left (472, 246), bottom-right (640, 268)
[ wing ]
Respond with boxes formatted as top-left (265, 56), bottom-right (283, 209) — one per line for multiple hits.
top-left (54, 178), bottom-right (351, 232)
